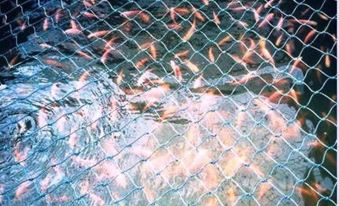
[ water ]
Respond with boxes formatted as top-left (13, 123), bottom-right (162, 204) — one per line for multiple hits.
top-left (0, 0), bottom-right (336, 205)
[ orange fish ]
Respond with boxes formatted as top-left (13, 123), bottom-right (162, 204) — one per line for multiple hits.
top-left (101, 48), bottom-right (111, 64)
top-left (184, 60), bottom-right (199, 73)
top-left (139, 12), bottom-right (150, 23)
top-left (174, 7), bottom-right (191, 16)
top-left (121, 10), bottom-right (140, 18)
top-left (296, 186), bottom-right (318, 201)
top-left (104, 37), bottom-right (118, 50)
top-left (170, 60), bottom-right (183, 82)
top-left (9, 55), bottom-right (19, 68)
top-left (76, 50), bottom-right (93, 60)
top-left (193, 8), bottom-right (205, 22)
top-left (64, 20), bottom-right (81, 35)
top-left (275, 34), bottom-right (284, 46)
top-left (226, 186), bottom-right (237, 205)
top-left (174, 50), bottom-right (189, 59)
top-left (150, 43), bottom-right (157, 59)
top-left (43, 17), bottom-right (49, 31)
top-left (160, 106), bottom-right (177, 121)
top-left (304, 30), bottom-right (316, 44)
top-left (201, 0), bottom-right (209, 6)
top-left (259, 38), bottom-right (275, 65)
top-left (208, 47), bottom-right (215, 63)
top-left (285, 41), bottom-right (294, 56)
top-left (87, 30), bottom-right (109, 39)
top-left (291, 19), bottom-right (317, 27)
top-left (218, 35), bottom-right (231, 46)
top-left (230, 54), bottom-right (247, 67)
top-left (135, 58), bottom-right (149, 70)
top-left (64, 28), bottom-right (82, 35)
top-left (258, 181), bottom-right (272, 199)
top-left (318, 13), bottom-right (329, 21)
top-left (182, 18), bottom-right (196, 42)
top-left (167, 22), bottom-right (182, 30)
top-left (213, 11), bottom-right (220, 25)
top-left (325, 52), bottom-right (331, 68)
top-left (258, 13), bottom-right (274, 28)
top-left (83, 11), bottom-right (98, 19)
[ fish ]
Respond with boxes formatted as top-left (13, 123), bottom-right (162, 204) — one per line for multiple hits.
top-left (296, 186), bottom-right (318, 202)
top-left (101, 48), bottom-right (111, 64)
top-left (182, 19), bottom-right (196, 42)
top-left (174, 7), bottom-right (191, 16)
top-left (143, 84), bottom-right (171, 109)
top-left (54, 9), bottom-right (62, 23)
top-left (184, 60), bottom-right (199, 73)
top-left (285, 41), bottom-right (294, 56)
top-left (318, 13), bottom-right (329, 21)
top-left (43, 17), bottom-right (49, 31)
top-left (9, 55), bottom-right (19, 68)
top-left (276, 16), bottom-right (284, 31)
top-left (76, 50), bottom-right (93, 60)
top-left (121, 10), bottom-right (140, 18)
top-left (15, 181), bottom-right (31, 200)
top-left (87, 30), bottom-right (109, 39)
top-left (258, 13), bottom-right (274, 28)
top-left (150, 43), bottom-right (157, 59)
top-left (170, 60), bottom-right (183, 82)
top-left (193, 8), bottom-right (205, 22)
top-left (201, 0), bottom-right (209, 6)
top-left (226, 186), bottom-right (237, 205)
top-left (64, 28), bottom-right (82, 35)
top-left (160, 106), bottom-right (177, 121)
top-left (104, 37), bottom-right (118, 50)
top-left (64, 20), bottom-right (81, 35)
top-left (139, 12), bottom-right (150, 23)
top-left (169, 7), bottom-right (176, 22)
top-left (83, 11), bottom-right (98, 19)
top-left (235, 71), bottom-right (256, 85)
top-left (230, 54), bottom-right (247, 67)
top-left (291, 19), bottom-right (318, 26)
top-left (43, 58), bottom-right (69, 71)
top-left (325, 52), bottom-right (331, 68)
top-left (167, 22), bottom-right (182, 30)
top-left (83, 0), bottom-right (93, 7)
top-left (304, 30), bottom-right (316, 44)
top-left (275, 34), bottom-right (284, 46)
top-left (208, 47), bottom-right (215, 63)
top-left (259, 38), bottom-right (275, 65)
top-left (135, 58), bottom-right (149, 70)
top-left (264, 0), bottom-right (276, 8)
top-left (116, 70), bottom-right (124, 85)
top-left (213, 11), bottom-right (220, 25)
top-left (174, 50), bottom-right (189, 59)
top-left (218, 35), bottom-right (231, 46)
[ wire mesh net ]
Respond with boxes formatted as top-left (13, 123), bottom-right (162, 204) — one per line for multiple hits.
top-left (0, 0), bottom-right (337, 205)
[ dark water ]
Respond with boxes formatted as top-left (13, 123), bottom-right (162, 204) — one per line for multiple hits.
top-left (279, 0), bottom-right (337, 204)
